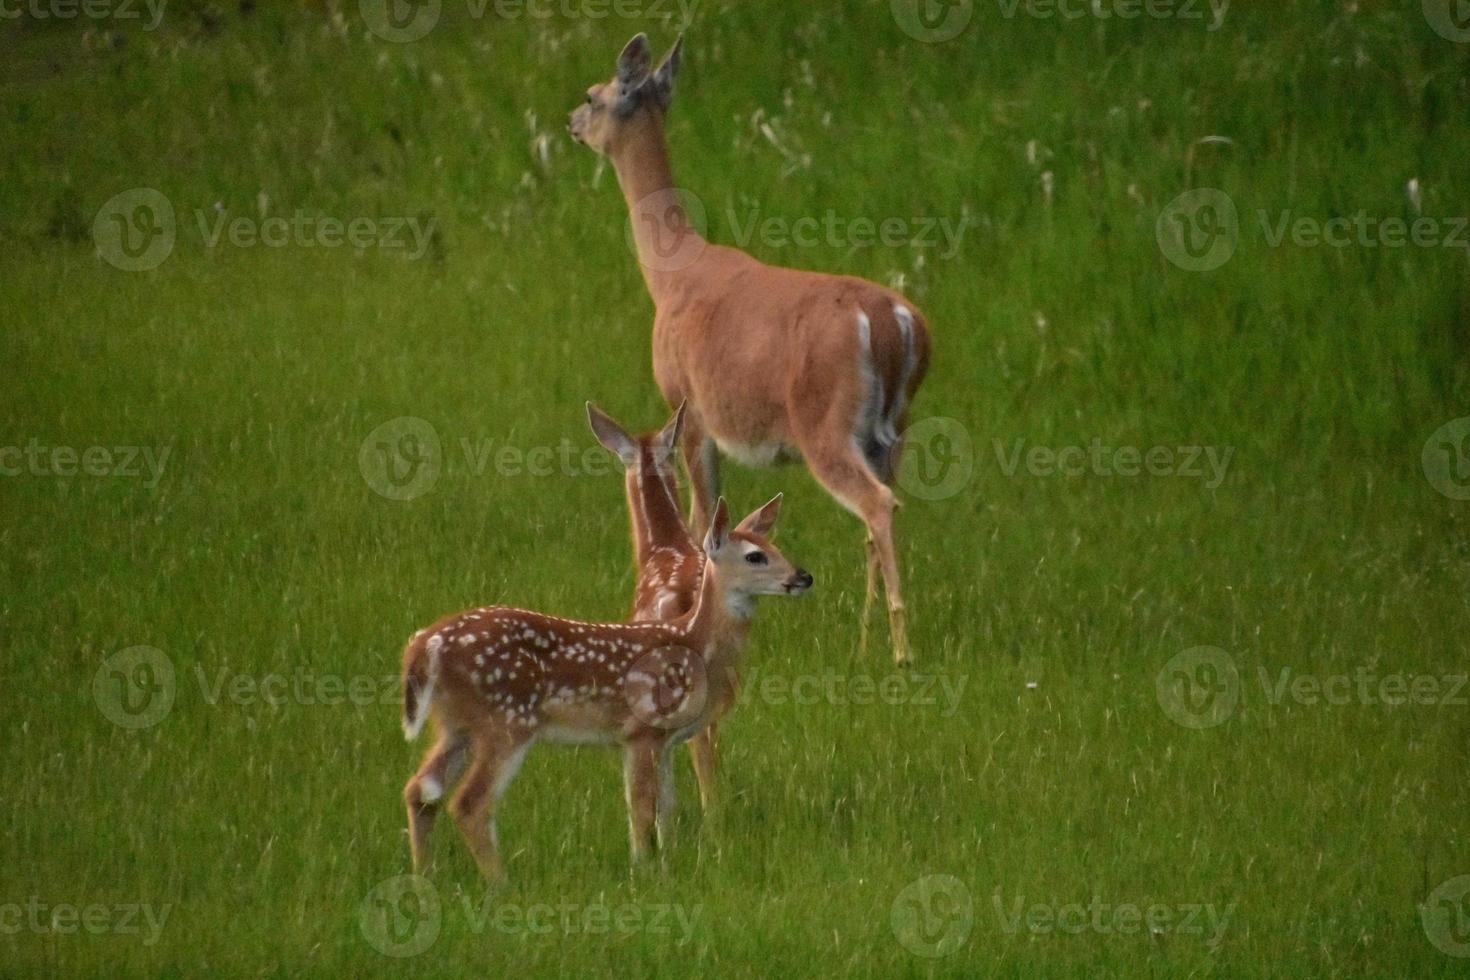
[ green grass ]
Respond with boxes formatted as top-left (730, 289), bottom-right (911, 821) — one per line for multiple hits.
top-left (3, 1), bottom-right (1470, 975)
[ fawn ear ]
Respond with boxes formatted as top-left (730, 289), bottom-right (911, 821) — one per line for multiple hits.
top-left (735, 492), bottom-right (782, 538)
top-left (587, 402), bottom-right (638, 468)
top-left (616, 33), bottom-right (653, 96)
top-left (654, 400), bottom-right (686, 462)
top-left (647, 35), bottom-right (683, 109)
top-left (703, 496), bottom-right (731, 556)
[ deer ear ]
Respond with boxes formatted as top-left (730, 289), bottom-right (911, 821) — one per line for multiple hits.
top-left (647, 35), bottom-right (683, 109)
top-left (703, 496), bottom-right (730, 556)
top-left (587, 402), bottom-right (638, 468)
top-left (655, 400), bottom-right (686, 461)
top-left (735, 492), bottom-right (782, 538)
top-left (616, 33), bottom-right (653, 90)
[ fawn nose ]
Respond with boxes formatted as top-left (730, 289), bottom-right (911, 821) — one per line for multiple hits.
top-left (788, 569), bottom-right (814, 593)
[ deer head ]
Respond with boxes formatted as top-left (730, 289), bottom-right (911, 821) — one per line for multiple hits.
top-left (568, 33), bottom-right (682, 155)
top-left (701, 495), bottom-right (813, 619)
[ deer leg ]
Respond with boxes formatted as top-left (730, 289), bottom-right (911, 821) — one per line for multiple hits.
top-left (404, 729), bottom-right (469, 874)
top-left (679, 418), bottom-right (720, 534)
top-left (450, 728), bottom-right (531, 882)
top-left (800, 441), bottom-right (912, 665)
top-left (623, 737), bottom-right (660, 863)
top-left (655, 743), bottom-right (677, 851)
top-left (858, 531), bottom-right (881, 659)
top-left (687, 726), bottom-right (717, 812)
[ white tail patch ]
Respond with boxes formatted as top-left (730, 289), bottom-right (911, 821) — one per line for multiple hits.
top-left (885, 305), bottom-right (919, 444)
top-left (402, 636), bottom-right (441, 741)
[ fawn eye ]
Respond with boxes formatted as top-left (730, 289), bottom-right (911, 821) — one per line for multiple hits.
top-left (744, 551), bottom-right (768, 566)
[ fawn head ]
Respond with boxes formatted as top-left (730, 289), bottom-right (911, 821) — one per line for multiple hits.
top-left (704, 495), bottom-right (813, 613)
top-left (569, 33), bottom-right (682, 155)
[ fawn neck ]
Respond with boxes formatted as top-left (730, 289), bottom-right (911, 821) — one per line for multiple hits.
top-left (610, 116), bottom-right (704, 302)
top-left (628, 449), bottom-right (696, 567)
top-left (679, 557), bottom-right (751, 660)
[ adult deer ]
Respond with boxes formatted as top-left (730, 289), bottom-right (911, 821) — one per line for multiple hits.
top-left (586, 400), bottom-right (735, 812)
top-left (569, 33), bottom-right (931, 665)
top-left (400, 496), bottom-right (810, 880)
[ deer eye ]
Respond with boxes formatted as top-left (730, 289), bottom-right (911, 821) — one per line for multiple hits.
top-left (744, 551), bottom-right (768, 566)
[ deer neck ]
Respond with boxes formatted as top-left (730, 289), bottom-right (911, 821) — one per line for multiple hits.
top-left (609, 117), bottom-right (703, 304)
top-left (628, 458), bottom-right (696, 567)
top-left (678, 559), bottom-right (751, 659)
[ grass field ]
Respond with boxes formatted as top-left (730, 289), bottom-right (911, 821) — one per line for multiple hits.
top-left (3, 0), bottom-right (1470, 975)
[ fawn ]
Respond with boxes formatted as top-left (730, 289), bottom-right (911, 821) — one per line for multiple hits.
top-left (586, 400), bottom-right (739, 812)
top-left (400, 496), bottom-right (811, 879)
top-left (569, 33), bottom-right (932, 665)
